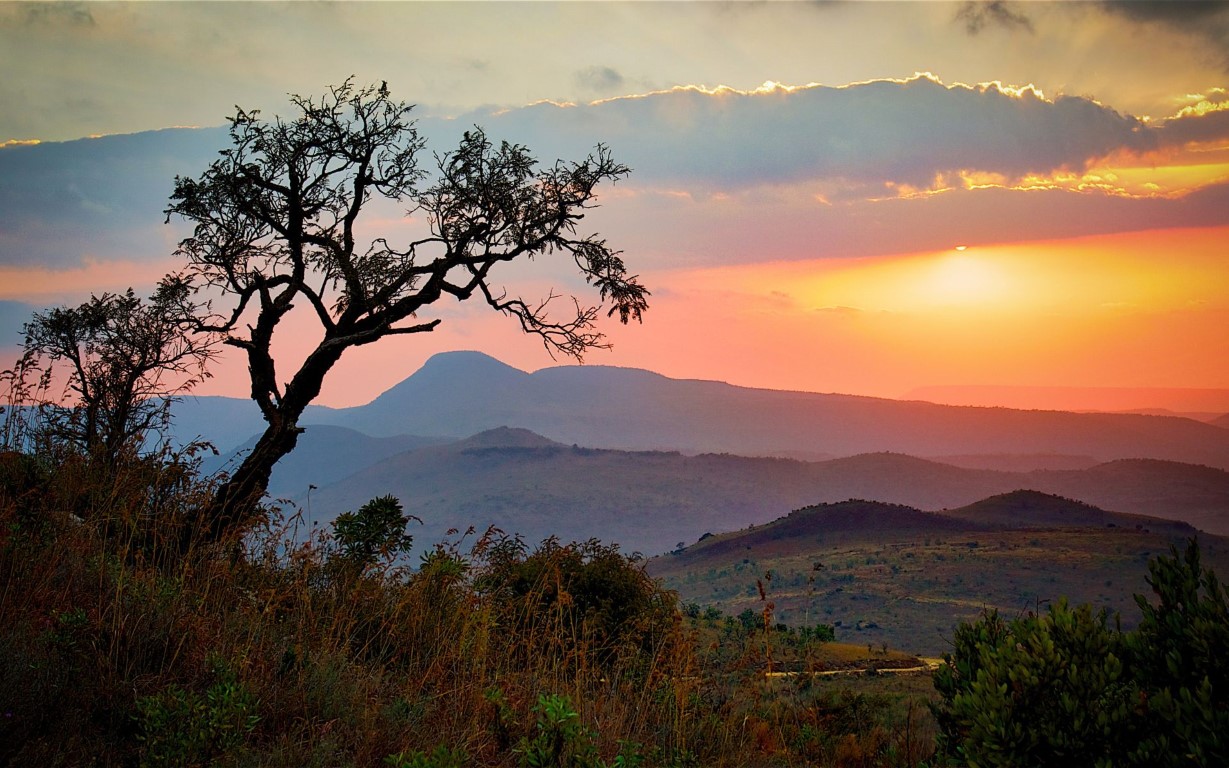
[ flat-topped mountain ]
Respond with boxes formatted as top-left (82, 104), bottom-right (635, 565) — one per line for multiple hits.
top-left (179, 351), bottom-right (1229, 472)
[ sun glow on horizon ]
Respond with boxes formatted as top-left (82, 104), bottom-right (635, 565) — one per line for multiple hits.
top-left (592, 225), bottom-right (1229, 400)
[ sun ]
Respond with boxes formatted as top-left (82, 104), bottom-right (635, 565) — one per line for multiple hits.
top-left (926, 253), bottom-right (1003, 306)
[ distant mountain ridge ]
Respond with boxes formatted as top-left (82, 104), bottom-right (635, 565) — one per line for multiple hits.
top-left (202, 425), bottom-right (449, 498)
top-left (178, 351), bottom-right (1229, 471)
top-left (904, 384), bottom-right (1229, 414)
top-left (297, 427), bottom-right (1229, 557)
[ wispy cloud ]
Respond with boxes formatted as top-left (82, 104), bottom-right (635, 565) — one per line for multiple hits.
top-left (575, 66), bottom-right (625, 94)
top-left (955, 1), bottom-right (1034, 35)
top-left (2, 2), bottom-right (95, 29)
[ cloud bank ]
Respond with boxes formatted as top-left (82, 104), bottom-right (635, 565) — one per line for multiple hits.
top-left (2, 74), bottom-right (1227, 278)
top-left (459, 74), bottom-right (1180, 195)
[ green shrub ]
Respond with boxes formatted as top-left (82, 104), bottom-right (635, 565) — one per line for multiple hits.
top-left (477, 537), bottom-right (678, 669)
top-left (932, 601), bottom-right (1133, 767)
top-left (934, 538), bottom-right (1229, 767)
top-left (331, 494), bottom-right (417, 569)
top-left (1127, 538), bottom-right (1229, 766)
top-left (385, 744), bottom-right (469, 768)
top-left (135, 662), bottom-right (259, 767)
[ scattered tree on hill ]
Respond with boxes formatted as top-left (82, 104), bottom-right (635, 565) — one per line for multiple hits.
top-left (165, 79), bottom-right (648, 545)
top-left (14, 278), bottom-right (214, 468)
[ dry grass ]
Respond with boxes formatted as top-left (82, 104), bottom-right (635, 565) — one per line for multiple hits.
top-left (0, 447), bottom-right (943, 767)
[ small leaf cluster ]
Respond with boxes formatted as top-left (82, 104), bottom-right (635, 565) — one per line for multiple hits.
top-left (514, 694), bottom-right (652, 768)
top-left (330, 494), bottom-right (418, 569)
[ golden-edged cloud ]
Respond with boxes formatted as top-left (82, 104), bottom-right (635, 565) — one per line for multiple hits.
top-left (4, 74), bottom-right (1229, 280)
top-left (463, 73), bottom-right (1190, 198)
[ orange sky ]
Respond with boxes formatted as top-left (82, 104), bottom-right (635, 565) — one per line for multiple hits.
top-left (3, 4), bottom-right (1229, 412)
top-left (593, 225), bottom-right (1229, 400)
top-left (164, 224), bottom-right (1229, 409)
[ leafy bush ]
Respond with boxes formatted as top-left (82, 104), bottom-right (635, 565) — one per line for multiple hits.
top-left (135, 662), bottom-right (259, 767)
top-left (933, 539), bottom-right (1229, 767)
top-left (1127, 538), bottom-right (1229, 766)
top-left (385, 744), bottom-right (469, 768)
top-left (477, 537), bottom-right (680, 669)
top-left (517, 693), bottom-right (604, 768)
top-left (931, 601), bottom-right (1133, 766)
top-left (331, 494), bottom-right (418, 569)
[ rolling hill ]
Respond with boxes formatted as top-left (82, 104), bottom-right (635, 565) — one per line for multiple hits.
top-left (202, 425), bottom-right (449, 498)
top-left (647, 493), bottom-right (1226, 655)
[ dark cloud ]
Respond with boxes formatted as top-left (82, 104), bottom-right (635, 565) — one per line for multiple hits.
top-left (457, 75), bottom-right (1157, 192)
top-left (955, 1), bottom-right (1034, 34)
top-left (574, 66), bottom-right (625, 94)
top-left (4, 2), bottom-right (95, 28)
top-left (1158, 105), bottom-right (1229, 144)
top-left (5, 77), bottom-right (1228, 278)
top-left (0, 127), bottom-right (224, 267)
top-left (1101, 1), bottom-right (1229, 68)
top-left (1102, 0), bottom-right (1228, 25)
top-left (594, 176), bottom-right (1229, 266)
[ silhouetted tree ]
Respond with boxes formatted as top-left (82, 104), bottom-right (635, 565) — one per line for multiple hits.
top-left (18, 277), bottom-right (214, 467)
top-left (166, 79), bottom-right (647, 545)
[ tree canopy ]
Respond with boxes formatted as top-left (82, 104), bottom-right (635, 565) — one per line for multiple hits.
top-left (16, 278), bottom-right (213, 467)
top-left (165, 79), bottom-right (647, 544)
top-left (933, 538), bottom-right (1229, 767)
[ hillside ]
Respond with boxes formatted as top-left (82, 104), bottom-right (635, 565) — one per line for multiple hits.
top-left (648, 494), bottom-right (1223, 656)
top-left (203, 425), bottom-right (449, 498)
top-left (173, 351), bottom-right (1229, 470)
top-left (301, 429), bottom-right (1229, 558)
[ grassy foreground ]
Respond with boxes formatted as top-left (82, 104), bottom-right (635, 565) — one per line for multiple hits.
top-left (0, 450), bottom-right (938, 767)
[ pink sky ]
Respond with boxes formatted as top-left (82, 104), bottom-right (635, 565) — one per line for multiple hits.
top-left (2, 3), bottom-right (1228, 412)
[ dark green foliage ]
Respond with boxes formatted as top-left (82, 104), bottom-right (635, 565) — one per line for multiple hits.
top-left (1127, 538), bottom-right (1229, 766)
top-left (800, 623), bottom-right (836, 643)
top-left (931, 602), bottom-right (1133, 767)
top-left (135, 661), bottom-right (259, 768)
top-left (385, 744), bottom-right (469, 768)
top-left (331, 494), bottom-right (418, 568)
top-left (934, 538), bottom-right (1229, 767)
top-left (516, 693), bottom-right (604, 768)
top-left (478, 537), bottom-right (678, 667)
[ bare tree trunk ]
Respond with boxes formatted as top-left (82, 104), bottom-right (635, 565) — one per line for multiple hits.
top-left (202, 416), bottom-right (304, 543)
top-left (186, 346), bottom-right (341, 552)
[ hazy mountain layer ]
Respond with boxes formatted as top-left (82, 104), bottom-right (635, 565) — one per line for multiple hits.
top-left (174, 351), bottom-right (1229, 470)
top-left (299, 428), bottom-right (1229, 558)
top-left (203, 425), bottom-right (450, 498)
